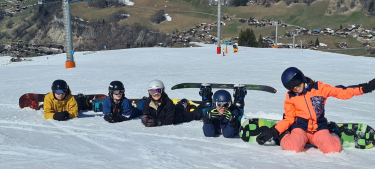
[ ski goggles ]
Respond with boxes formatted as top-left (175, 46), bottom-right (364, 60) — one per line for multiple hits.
top-left (148, 89), bottom-right (162, 96)
top-left (214, 101), bottom-right (231, 108)
top-left (112, 90), bottom-right (124, 95)
top-left (54, 89), bottom-right (68, 95)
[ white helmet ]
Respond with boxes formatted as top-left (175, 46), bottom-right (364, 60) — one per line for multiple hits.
top-left (148, 79), bottom-right (165, 90)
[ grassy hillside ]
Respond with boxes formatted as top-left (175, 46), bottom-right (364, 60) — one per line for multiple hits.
top-left (70, 0), bottom-right (375, 36)
top-left (2, 0), bottom-right (375, 52)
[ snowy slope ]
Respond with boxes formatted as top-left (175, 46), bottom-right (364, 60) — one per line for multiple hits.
top-left (1, 44), bottom-right (375, 168)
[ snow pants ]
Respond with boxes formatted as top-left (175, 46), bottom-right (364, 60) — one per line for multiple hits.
top-left (203, 118), bottom-right (239, 138)
top-left (280, 128), bottom-right (341, 153)
top-left (173, 103), bottom-right (202, 124)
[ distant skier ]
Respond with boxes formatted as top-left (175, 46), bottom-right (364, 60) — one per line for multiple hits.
top-left (103, 81), bottom-right (144, 123)
top-left (201, 89), bottom-right (243, 138)
top-left (141, 80), bottom-right (203, 127)
top-left (256, 67), bottom-right (375, 153)
top-left (43, 79), bottom-right (78, 121)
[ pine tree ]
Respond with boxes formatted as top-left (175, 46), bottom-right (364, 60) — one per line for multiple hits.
top-left (258, 34), bottom-right (263, 47)
top-left (315, 37), bottom-right (320, 46)
top-left (369, 1), bottom-right (375, 15)
top-left (238, 30), bottom-right (245, 46)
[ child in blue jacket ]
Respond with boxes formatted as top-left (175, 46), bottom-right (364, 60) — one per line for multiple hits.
top-left (103, 81), bottom-right (144, 123)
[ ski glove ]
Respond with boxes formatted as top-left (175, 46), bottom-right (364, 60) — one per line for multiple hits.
top-left (222, 111), bottom-right (239, 127)
top-left (227, 115), bottom-right (240, 128)
top-left (203, 110), bottom-right (219, 124)
top-left (361, 78), bottom-right (375, 93)
top-left (141, 115), bottom-right (160, 127)
top-left (104, 113), bottom-right (122, 123)
top-left (256, 126), bottom-right (280, 145)
top-left (53, 111), bottom-right (69, 121)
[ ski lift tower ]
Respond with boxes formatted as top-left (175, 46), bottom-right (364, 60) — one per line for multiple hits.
top-left (217, 0), bottom-right (221, 54)
top-left (38, 0), bottom-right (92, 69)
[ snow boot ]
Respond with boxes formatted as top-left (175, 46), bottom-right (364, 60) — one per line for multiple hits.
top-left (328, 121), bottom-right (342, 140)
top-left (233, 85), bottom-right (247, 109)
top-left (75, 93), bottom-right (89, 111)
top-left (199, 83), bottom-right (213, 108)
top-left (179, 98), bottom-right (191, 112)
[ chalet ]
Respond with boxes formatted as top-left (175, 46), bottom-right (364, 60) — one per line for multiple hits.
top-left (48, 45), bottom-right (64, 53)
top-left (351, 25), bottom-right (360, 30)
top-left (323, 28), bottom-right (333, 33)
top-left (264, 38), bottom-right (274, 46)
top-left (336, 31), bottom-right (348, 37)
top-left (365, 30), bottom-right (372, 33)
top-left (300, 29), bottom-right (309, 35)
top-left (339, 42), bottom-right (348, 49)
top-left (363, 42), bottom-right (370, 47)
top-left (248, 19), bottom-right (258, 24)
top-left (362, 35), bottom-right (373, 40)
top-left (239, 19), bottom-right (247, 23)
top-left (312, 29), bottom-right (321, 35)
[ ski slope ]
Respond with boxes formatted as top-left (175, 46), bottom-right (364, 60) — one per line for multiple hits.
top-left (1, 44), bottom-right (375, 168)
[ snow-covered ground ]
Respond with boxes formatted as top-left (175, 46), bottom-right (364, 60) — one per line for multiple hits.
top-left (124, 0), bottom-right (134, 6)
top-left (164, 14), bottom-right (172, 21)
top-left (1, 44), bottom-right (375, 168)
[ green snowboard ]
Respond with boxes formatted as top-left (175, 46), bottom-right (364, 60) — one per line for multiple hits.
top-left (239, 118), bottom-right (375, 149)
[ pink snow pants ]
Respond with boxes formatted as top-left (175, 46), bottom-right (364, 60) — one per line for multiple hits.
top-left (280, 128), bottom-right (341, 153)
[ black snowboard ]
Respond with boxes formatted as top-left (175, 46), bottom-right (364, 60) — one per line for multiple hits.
top-left (171, 83), bottom-right (277, 93)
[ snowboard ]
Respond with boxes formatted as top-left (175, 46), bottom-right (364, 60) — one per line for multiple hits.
top-left (239, 118), bottom-right (375, 149)
top-left (171, 83), bottom-right (277, 94)
top-left (19, 93), bottom-right (107, 111)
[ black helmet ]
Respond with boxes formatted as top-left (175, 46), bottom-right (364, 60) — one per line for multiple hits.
top-left (281, 67), bottom-right (307, 90)
top-left (51, 79), bottom-right (69, 91)
top-left (108, 81), bottom-right (125, 97)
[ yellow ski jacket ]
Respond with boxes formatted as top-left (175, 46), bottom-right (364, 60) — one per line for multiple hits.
top-left (43, 90), bottom-right (78, 120)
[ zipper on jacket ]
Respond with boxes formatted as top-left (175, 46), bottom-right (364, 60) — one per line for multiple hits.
top-left (304, 95), bottom-right (314, 132)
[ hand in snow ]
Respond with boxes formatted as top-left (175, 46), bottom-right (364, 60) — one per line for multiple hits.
top-left (256, 126), bottom-right (279, 145)
top-left (53, 111), bottom-right (69, 121)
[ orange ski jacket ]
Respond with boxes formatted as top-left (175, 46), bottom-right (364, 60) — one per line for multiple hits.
top-left (275, 81), bottom-right (363, 134)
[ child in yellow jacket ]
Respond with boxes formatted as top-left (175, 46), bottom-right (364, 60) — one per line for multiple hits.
top-left (43, 79), bottom-right (78, 121)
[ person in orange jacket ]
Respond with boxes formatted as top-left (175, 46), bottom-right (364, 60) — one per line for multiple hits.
top-left (256, 67), bottom-right (375, 153)
top-left (43, 79), bottom-right (78, 121)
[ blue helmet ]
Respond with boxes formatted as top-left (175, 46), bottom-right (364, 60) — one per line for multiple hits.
top-left (213, 90), bottom-right (232, 102)
top-left (281, 67), bottom-right (307, 90)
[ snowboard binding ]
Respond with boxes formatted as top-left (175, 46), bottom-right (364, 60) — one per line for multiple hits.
top-left (179, 98), bottom-right (191, 112)
top-left (233, 85), bottom-right (247, 109)
top-left (199, 83), bottom-right (213, 107)
top-left (328, 121), bottom-right (341, 139)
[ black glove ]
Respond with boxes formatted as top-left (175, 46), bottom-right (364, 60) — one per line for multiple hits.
top-left (361, 78), bottom-right (375, 93)
top-left (227, 115), bottom-right (240, 128)
top-left (141, 115), bottom-right (160, 127)
top-left (256, 126), bottom-right (280, 145)
top-left (203, 111), bottom-right (219, 124)
top-left (53, 111), bottom-right (69, 121)
top-left (104, 113), bottom-right (122, 123)
top-left (223, 111), bottom-right (239, 127)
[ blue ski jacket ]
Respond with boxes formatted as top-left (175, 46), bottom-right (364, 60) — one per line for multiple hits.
top-left (102, 97), bottom-right (143, 120)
